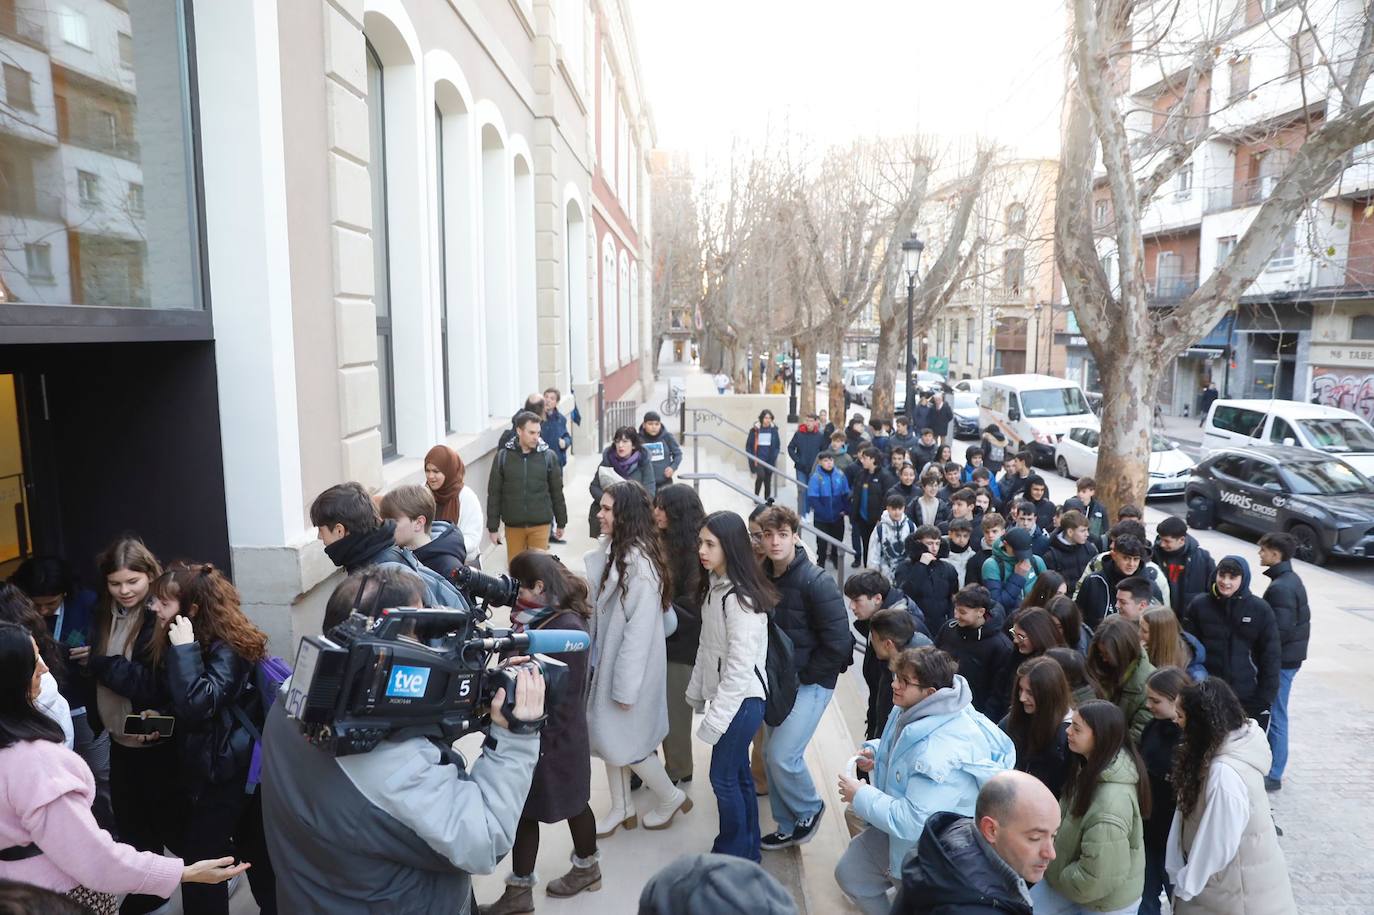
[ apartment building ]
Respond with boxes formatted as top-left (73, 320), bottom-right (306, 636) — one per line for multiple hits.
top-left (1091, 0), bottom-right (1374, 415)
top-left (0, 0), bottom-right (654, 648)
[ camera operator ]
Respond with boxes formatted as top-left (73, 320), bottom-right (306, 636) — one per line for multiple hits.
top-left (261, 568), bottom-right (547, 913)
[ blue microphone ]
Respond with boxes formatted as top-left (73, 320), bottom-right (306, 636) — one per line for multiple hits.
top-left (474, 629), bottom-right (591, 655)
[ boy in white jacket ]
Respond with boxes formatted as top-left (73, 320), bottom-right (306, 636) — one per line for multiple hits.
top-left (868, 495), bottom-right (915, 580)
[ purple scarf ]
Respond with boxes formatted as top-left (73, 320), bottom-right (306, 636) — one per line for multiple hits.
top-left (608, 448), bottom-right (642, 477)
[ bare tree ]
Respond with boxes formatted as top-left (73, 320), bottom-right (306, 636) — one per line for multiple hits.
top-left (1057, 0), bottom-right (1374, 514)
top-left (649, 151), bottom-right (701, 376)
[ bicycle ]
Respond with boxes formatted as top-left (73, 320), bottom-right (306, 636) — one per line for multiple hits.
top-left (661, 383), bottom-right (685, 416)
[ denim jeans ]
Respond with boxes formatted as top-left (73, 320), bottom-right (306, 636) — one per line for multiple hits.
top-left (765, 683), bottom-right (833, 834)
top-left (710, 697), bottom-right (765, 861)
top-left (1268, 667), bottom-right (1298, 780)
top-left (834, 827), bottom-right (895, 915)
top-left (1029, 880), bottom-right (1140, 915)
top-left (1139, 842), bottom-right (1171, 915)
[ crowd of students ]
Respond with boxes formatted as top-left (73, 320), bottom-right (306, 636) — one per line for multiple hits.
top-left (0, 388), bottom-right (1311, 915)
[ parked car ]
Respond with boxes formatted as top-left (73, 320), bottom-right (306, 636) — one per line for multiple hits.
top-left (980, 374), bottom-right (1099, 467)
top-left (951, 391), bottom-right (981, 438)
top-left (1185, 444), bottom-right (1374, 564)
top-left (862, 379), bottom-right (908, 412)
top-left (1201, 398), bottom-right (1374, 477)
top-left (954, 379), bottom-right (983, 395)
top-left (1054, 427), bottom-right (1195, 498)
top-left (844, 368), bottom-right (875, 407)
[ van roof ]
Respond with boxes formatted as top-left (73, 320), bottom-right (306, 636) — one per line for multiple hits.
top-left (1212, 398), bottom-right (1369, 421)
top-left (982, 373), bottom-right (1082, 391)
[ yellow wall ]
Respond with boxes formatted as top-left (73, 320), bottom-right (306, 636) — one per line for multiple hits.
top-left (0, 375), bottom-right (28, 562)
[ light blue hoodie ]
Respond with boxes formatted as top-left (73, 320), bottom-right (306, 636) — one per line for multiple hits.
top-left (852, 674), bottom-right (1016, 877)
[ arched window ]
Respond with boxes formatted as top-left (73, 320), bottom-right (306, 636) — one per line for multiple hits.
top-left (482, 124), bottom-right (513, 417)
top-left (365, 41), bottom-right (396, 456)
top-left (435, 80), bottom-right (478, 433)
top-left (601, 235), bottom-right (616, 374)
top-left (514, 154), bottom-right (536, 394)
top-left (1007, 202), bottom-right (1027, 234)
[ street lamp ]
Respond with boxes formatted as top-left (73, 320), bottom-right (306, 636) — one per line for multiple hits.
top-left (1033, 302), bottom-right (1043, 374)
top-left (902, 233), bottom-right (925, 421)
top-left (787, 347), bottom-right (799, 423)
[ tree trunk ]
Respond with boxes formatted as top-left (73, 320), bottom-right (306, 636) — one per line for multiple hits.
top-left (827, 321), bottom-right (847, 421)
top-left (871, 309), bottom-right (901, 422)
top-left (1092, 342), bottom-right (1160, 518)
top-left (799, 339), bottom-right (817, 415)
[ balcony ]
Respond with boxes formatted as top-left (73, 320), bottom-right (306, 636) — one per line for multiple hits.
top-left (0, 6), bottom-right (46, 50)
top-left (1148, 274), bottom-right (1199, 302)
top-left (1206, 176), bottom-right (1279, 214)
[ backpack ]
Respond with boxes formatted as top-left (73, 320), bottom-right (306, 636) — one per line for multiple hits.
top-left (755, 611), bottom-right (800, 727)
top-left (375, 546), bottom-right (467, 609)
top-left (230, 654), bottom-right (293, 791)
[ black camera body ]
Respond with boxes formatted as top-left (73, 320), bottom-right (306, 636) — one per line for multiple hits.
top-left (284, 598), bottom-right (579, 756)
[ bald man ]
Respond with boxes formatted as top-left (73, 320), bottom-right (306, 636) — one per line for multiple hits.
top-left (893, 770), bottom-right (1060, 914)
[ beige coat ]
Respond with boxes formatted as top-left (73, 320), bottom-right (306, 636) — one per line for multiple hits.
top-left (584, 542), bottom-right (669, 765)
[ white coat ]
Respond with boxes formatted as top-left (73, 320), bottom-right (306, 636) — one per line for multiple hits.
top-left (686, 572), bottom-right (768, 745)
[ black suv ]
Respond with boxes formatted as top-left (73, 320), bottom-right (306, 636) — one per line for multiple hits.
top-left (1185, 444), bottom-right (1374, 564)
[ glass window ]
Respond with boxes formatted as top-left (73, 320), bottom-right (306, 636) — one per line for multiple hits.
top-left (435, 105), bottom-right (451, 433)
top-left (1298, 417), bottom-right (1374, 453)
top-left (1216, 236), bottom-right (1236, 267)
top-left (0, 2), bottom-right (202, 311)
top-left (1351, 314), bottom-right (1374, 340)
top-left (1174, 163), bottom-right (1193, 198)
top-left (1249, 460), bottom-right (1281, 488)
top-left (366, 41), bottom-right (396, 456)
top-left (1289, 29), bottom-right (1315, 76)
top-left (1269, 417), bottom-right (1296, 444)
top-left (1007, 202), bottom-right (1026, 233)
top-left (1282, 459), bottom-right (1370, 494)
top-left (1003, 248), bottom-right (1025, 293)
top-left (1020, 387), bottom-right (1091, 418)
top-left (3, 64), bottom-right (33, 111)
top-left (1267, 226), bottom-right (1296, 270)
top-left (1212, 405), bottom-right (1265, 436)
top-left (1229, 57), bottom-right (1250, 102)
top-left (24, 242), bottom-right (52, 280)
top-left (1211, 455), bottom-right (1244, 477)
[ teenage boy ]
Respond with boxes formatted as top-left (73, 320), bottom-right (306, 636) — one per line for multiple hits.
top-left (1075, 533), bottom-right (1154, 628)
top-left (1014, 501), bottom-right (1052, 558)
top-left (942, 518), bottom-right (977, 584)
top-left (888, 446), bottom-right (911, 477)
top-left (380, 484), bottom-right (467, 580)
top-left (981, 527), bottom-right (1045, 610)
top-left (937, 585), bottom-right (1015, 721)
top-left (895, 525), bottom-right (961, 635)
top-left (1043, 510), bottom-right (1097, 586)
top-left (965, 512), bottom-right (1006, 588)
top-left (999, 452), bottom-right (1034, 512)
top-left (829, 431), bottom-right (857, 479)
top-left (1152, 515), bottom-right (1217, 614)
top-left (639, 410), bottom-right (684, 491)
top-left (757, 506), bottom-right (853, 850)
top-left (911, 427), bottom-right (939, 468)
top-left (1114, 576), bottom-right (1164, 622)
top-left (486, 410), bottom-right (568, 560)
top-left (541, 387), bottom-right (573, 466)
top-left (871, 419), bottom-right (892, 456)
top-left (889, 416), bottom-right (921, 455)
top-left (970, 467), bottom-right (1002, 503)
top-left (961, 446), bottom-right (986, 484)
top-left (1257, 532), bottom-right (1310, 791)
top-left (1061, 476), bottom-right (1108, 544)
top-left (788, 412), bottom-right (827, 517)
top-left (1021, 476), bottom-right (1056, 532)
top-left (845, 570), bottom-right (932, 740)
top-left (311, 482), bottom-right (461, 606)
top-left (869, 494), bottom-right (916, 580)
top-left (943, 489), bottom-right (980, 538)
top-left (808, 451), bottom-right (852, 570)
top-left (939, 463), bottom-right (964, 503)
top-left (1182, 556), bottom-right (1280, 729)
top-left (908, 470), bottom-right (951, 529)
top-left (850, 448), bottom-right (896, 568)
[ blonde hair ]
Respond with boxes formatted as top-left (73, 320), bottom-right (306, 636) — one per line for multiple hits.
top-left (1142, 607), bottom-right (1188, 671)
top-left (380, 484), bottom-right (438, 533)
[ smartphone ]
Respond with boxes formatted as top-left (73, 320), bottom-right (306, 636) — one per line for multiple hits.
top-left (124, 715), bottom-right (175, 736)
top-left (63, 630), bottom-right (87, 649)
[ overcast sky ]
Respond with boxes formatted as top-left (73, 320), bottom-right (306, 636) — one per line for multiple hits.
top-left (633, 0), bottom-right (1070, 170)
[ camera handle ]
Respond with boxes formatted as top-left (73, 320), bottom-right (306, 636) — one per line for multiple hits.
top-left (372, 607), bottom-right (472, 640)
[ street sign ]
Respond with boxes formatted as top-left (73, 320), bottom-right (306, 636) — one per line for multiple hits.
top-left (926, 356), bottom-right (948, 375)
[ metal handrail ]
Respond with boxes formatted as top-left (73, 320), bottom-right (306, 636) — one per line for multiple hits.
top-left (681, 431), bottom-right (806, 490)
top-left (676, 472), bottom-right (857, 586)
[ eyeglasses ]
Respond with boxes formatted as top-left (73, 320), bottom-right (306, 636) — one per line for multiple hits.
top-left (893, 676), bottom-right (924, 690)
top-left (749, 531), bottom-right (763, 543)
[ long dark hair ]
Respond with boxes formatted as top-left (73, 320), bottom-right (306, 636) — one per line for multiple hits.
top-left (1064, 699), bottom-right (1151, 820)
top-left (1012, 607), bottom-right (1066, 657)
top-left (0, 583), bottom-right (64, 682)
top-left (1087, 616), bottom-right (1143, 701)
top-left (1045, 595), bottom-right (1085, 650)
top-left (0, 621), bottom-right (66, 750)
top-left (655, 485), bottom-right (706, 604)
top-left (1007, 656), bottom-right (1072, 756)
top-left (1022, 571), bottom-right (1066, 611)
top-left (1046, 646), bottom-right (1102, 702)
top-left (1173, 678), bottom-right (1247, 817)
top-left (510, 551), bottom-right (592, 620)
top-left (602, 481), bottom-right (671, 608)
top-left (148, 564), bottom-right (268, 669)
top-left (695, 512), bottom-right (779, 615)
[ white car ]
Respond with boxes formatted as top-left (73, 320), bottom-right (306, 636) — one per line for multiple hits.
top-left (955, 379), bottom-right (983, 395)
top-left (1054, 427), bottom-right (1195, 498)
top-left (844, 369), bottom-right (874, 406)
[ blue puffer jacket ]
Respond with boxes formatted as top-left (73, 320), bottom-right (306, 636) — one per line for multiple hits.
top-left (852, 675), bottom-right (1016, 879)
top-left (806, 466), bottom-right (851, 523)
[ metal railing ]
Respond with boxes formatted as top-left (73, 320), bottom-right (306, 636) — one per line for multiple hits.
top-left (1205, 176), bottom-right (1278, 214)
top-left (1149, 274), bottom-right (1199, 302)
top-left (596, 381), bottom-right (636, 451)
top-left (681, 430), bottom-right (808, 492)
top-left (677, 471), bottom-right (857, 586)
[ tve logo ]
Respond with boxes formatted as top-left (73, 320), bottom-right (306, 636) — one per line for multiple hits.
top-left (386, 665), bottom-right (430, 699)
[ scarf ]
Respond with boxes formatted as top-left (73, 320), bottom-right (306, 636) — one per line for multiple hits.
top-left (512, 596), bottom-right (559, 632)
top-left (424, 444), bottom-right (464, 524)
top-left (608, 448), bottom-right (642, 477)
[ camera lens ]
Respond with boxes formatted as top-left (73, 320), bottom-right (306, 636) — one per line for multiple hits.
top-left (452, 566), bottom-right (519, 608)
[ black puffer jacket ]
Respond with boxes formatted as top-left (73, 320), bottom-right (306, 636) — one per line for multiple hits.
top-left (1182, 556), bottom-right (1281, 716)
top-left (936, 620), bottom-right (1014, 722)
top-left (1000, 716), bottom-right (1071, 798)
top-left (165, 641), bottom-right (257, 799)
top-left (413, 520), bottom-right (467, 581)
top-left (766, 548), bottom-right (852, 689)
top-left (1075, 554), bottom-right (1163, 629)
top-left (894, 811), bottom-right (1033, 915)
top-left (1152, 535), bottom-right (1216, 615)
top-left (894, 541), bottom-right (960, 635)
top-left (1043, 532), bottom-right (1097, 586)
top-left (1262, 560), bottom-right (1310, 669)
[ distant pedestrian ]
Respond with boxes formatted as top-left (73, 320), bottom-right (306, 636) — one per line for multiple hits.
top-left (806, 451), bottom-right (851, 570)
top-left (638, 411), bottom-right (683, 491)
top-left (541, 388), bottom-right (573, 466)
top-left (487, 411), bottom-right (568, 559)
top-left (714, 372), bottom-right (730, 395)
top-left (1256, 532), bottom-right (1309, 792)
top-left (745, 410), bottom-right (781, 500)
top-left (1197, 382), bottom-right (1219, 426)
top-left (788, 413), bottom-right (827, 516)
top-left (589, 427), bottom-right (655, 537)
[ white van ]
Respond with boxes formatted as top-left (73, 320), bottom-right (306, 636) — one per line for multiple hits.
top-left (1202, 399), bottom-right (1374, 476)
top-left (980, 374), bottom-right (1099, 466)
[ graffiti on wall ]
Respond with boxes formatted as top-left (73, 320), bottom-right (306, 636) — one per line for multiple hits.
top-left (1311, 368), bottom-right (1374, 421)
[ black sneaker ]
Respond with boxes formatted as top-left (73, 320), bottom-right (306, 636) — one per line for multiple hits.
top-left (1264, 777), bottom-right (1282, 792)
top-left (760, 830), bottom-right (795, 851)
top-left (789, 806), bottom-right (825, 846)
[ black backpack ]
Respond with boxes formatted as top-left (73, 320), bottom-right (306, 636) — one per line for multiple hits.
top-left (754, 608), bottom-right (800, 727)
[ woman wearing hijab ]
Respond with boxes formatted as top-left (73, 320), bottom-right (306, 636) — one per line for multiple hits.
top-left (424, 444), bottom-right (484, 563)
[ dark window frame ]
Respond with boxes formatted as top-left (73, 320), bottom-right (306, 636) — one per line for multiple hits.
top-left (367, 40), bottom-right (397, 458)
top-left (435, 104), bottom-right (451, 433)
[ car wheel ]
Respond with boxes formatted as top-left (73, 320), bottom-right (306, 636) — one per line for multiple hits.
top-left (1288, 523), bottom-right (1328, 566)
top-left (1186, 494), bottom-right (1214, 531)
top-left (1056, 456), bottom-right (1072, 479)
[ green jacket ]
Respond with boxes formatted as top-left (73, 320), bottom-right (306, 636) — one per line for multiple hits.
top-left (1046, 750), bottom-right (1146, 911)
top-left (1113, 652), bottom-right (1155, 745)
top-left (487, 439), bottom-right (568, 530)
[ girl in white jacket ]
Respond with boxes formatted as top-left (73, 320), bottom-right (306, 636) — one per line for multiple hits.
top-left (687, 511), bottom-right (779, 862)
